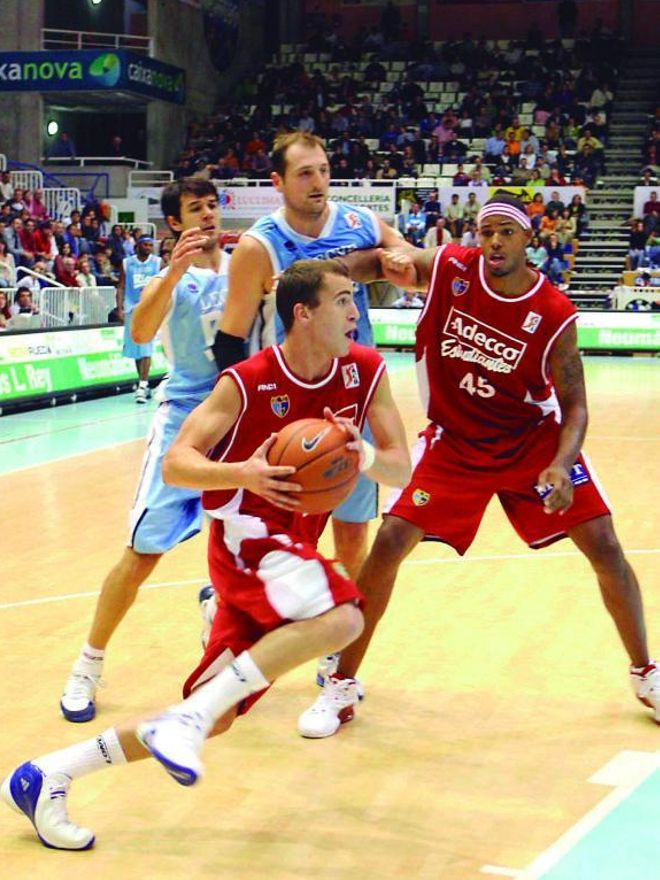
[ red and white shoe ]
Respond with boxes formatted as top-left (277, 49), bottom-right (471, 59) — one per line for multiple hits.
top-left (630, 660), bottom-right (660, 723)
top-left (298, 674), bottom-right (360, 739)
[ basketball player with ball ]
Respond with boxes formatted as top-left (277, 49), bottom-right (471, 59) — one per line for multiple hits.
top-left (1, 258), bottom-right (411, 851)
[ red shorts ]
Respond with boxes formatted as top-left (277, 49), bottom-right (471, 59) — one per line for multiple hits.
top-left (384, 420), bottom-right (611, 556)
top-left (183, 522), bottom-right (363, 713)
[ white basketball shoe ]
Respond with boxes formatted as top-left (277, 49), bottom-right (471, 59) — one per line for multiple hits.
top-left (1, 762), bottom-right (95, 850)
top-left (630, 660), bottom-right (660, 722)
top-left (60, 655), bottom-right (104, 723)
top-left (298, 674), bottom-right (361, 738)
top-left (137, 710), bottom-right (211, 786)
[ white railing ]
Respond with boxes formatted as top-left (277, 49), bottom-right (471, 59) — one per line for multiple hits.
top-left (41, 28), bottom-right (153, 56)
top-left (128, 170), bottom-right (173, 188)
top-left (15, 266), bottom-right (65, 288)
top-left (42, 187), bottom-right (82, 221)
top-left (42, 156), bottom-right (152, 169)
top-left (11, 169), bottom-right (44, 191)
top-left (36, 286), bottom-right (117, 327)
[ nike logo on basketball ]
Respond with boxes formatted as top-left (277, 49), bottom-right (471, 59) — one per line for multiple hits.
top-left (301, 428), bottom-right (330, 452)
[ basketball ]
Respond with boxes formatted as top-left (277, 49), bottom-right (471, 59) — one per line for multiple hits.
top-left (267, 418), bottom-right (360, 515)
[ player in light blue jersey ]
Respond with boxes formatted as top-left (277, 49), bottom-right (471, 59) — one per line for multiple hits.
top-left (59, 178), bottom-right (231, 723)
top-left (215, 131), bottom-right (405, 582)
top-left (116, 236), bottom-right (162, 403)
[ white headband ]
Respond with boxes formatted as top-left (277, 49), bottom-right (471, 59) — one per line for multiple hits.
top-left (477, 202), bottom-right (532, 230)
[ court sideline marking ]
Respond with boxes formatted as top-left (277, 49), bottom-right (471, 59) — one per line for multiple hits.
top-left (0, 548), bottom-right (657, 612)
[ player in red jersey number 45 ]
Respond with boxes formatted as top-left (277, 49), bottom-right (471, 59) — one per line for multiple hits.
top-left (298, 194), bottom-right (660, 738)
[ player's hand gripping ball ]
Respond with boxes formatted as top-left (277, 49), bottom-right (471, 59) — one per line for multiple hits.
top-left (267, 418), bottom-right (360, 514)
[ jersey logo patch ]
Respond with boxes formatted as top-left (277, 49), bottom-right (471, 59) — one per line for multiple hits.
top-left (522, 311), bottom-right (542, 334)
top-left (412, 488), bottom-right (430, 506)
top-left (451, 277), bottom-right (470, 296)
top-left (345, 211), bottom-right (362, 230)
top-left (342, 363), bottom-right (360, 389)
top-left (442, 307), bottom-right (527, 374)
top-left (270, 395), bottom-right (290, 418)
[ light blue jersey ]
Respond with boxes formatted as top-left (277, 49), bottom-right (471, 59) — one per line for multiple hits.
top-left (245, 200), bottom-right (381, 349)
top-left (128, 251), bottom-right (230, 554)
top-left (122, 253), bottom-right (162, 360)
top-left (245, 201), bottom-right (382, 523)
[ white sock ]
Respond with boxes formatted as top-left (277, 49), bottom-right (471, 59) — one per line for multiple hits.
top-left (80, 642), bottom-right (105, 663)
top-left (34, 728), bottom-right (127, 780)
top-left (171, 651), bottom-right (269, 724)
top-left (138, 380), bottom-right (148, 388)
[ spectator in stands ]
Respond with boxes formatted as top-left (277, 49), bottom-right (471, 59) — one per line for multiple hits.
top-left (471, 155), bottom-right (491, 183)
top-left (628, 219), bottom-right (648, 271)
top-left (555, 143), bottom-right (573, 178)
top-left (76, 256), bottom-right (97, 288)
top-left (540, 208), bottom-right (560, 241)
top-left (518, 143), bottom-right (538, 178)
top-left (0, 171), bottom-right (13, 203)
top-left (573, 143), bottom-right (598, 187)
top-left (0, 290), bottom-right (11, 329)
top-left (569, 193), bottom-right (588, 238)
top-left (4, 217), bottom-right (29, 266)
top-left (643, 190), bottom-right (658, 218)
top-left (528, 168), bottom-right (544, 188)
top-left (445, 193), bottom-right (464, 239)
top-left (46, 131), bottom-right (75, 160)
top-left (527, 191), bottom-right (546, 231)
top-left (391, 289), bottom-right (424, 309)
top-left (542, 232), bottom-right (566, 285)
top-left (588, 82), bottom-right (613, 113)
top-left (526, 234), bottom-right (547, 269)
top-left (556, 207), bottom-right (577, 247)
top-left (545, 190), bottom-right (565, 216)
top-left (463, 191), bottom-right (480, 225)
top-left (640, 169), bottom-right (659, 187)
top-left (460, 219), bottom-right (478, 248)
top-left (452, 163), bottom-right (470, 186)
top-left (93, 250), bottom-right (117, 286)
top-left (405, 203), bottom-right (427, 245)
top-left (107, 224), bottom-right (127, 269)
top-left (10, 288), bottom-right (39, 316)
top-left (547, 167), bottom-right (567, 187)
top-left (57, 256), bottom-right (80, 288)
top-left (34, 221), bottom-right (58, 270)
top-left (647, 228), bottom-right (660, 268)
top-left (484, 125), bottom-right (506, 163)
top-left (468, 168), bottom-right (488, 188)
top-left (18, 218), bottom-right (41, 267)
top-left (424, 217), bottom-right (452, 249)
top-left (422, 189), bottom-right (442, 230)
top-left (54, 242), bottom-right (75, 282)
top-left (0, 238), bottom-right (16, 288)
top-left (24, 189), bottom-right (49, 221)
top-left (376, 158), bottom-right (398, 180)
top-left (8, 188), bottom-right (27, 216)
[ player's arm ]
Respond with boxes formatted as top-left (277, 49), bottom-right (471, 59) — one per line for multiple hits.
top-left (538, 320), bottom-right (588, 514)
top-left (131, 227), bottom-right (209, 343)
top-left (336, 218), bottom-right (416, 282)
top-left (115, 262), bottom-right (125, 322)
top-left (378, 246), bottom-right (439, 292)
top-left (162, 375), bottom-right (301, 508)
top-left (325, 369), bottom-right (411, 488)
top-left (212, 236), bottom-right (271, 370)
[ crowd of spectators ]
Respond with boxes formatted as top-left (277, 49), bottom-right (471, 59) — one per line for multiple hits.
top-left (171, 20), bottom-right (620, 195)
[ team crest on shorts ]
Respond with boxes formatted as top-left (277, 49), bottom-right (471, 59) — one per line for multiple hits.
top-left (270, 394), bottom-right (290, 418)
top-left (522, 311), bottom-right (542, 334)
top-left (451, 277), bottom-right (470, 296)
top-left (342, 363), bottom-right (360, 388)
top-left (412, 488), bottom-right (430, 506)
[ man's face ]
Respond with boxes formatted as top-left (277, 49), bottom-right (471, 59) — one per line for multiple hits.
top-left (478, 214), bottom-right (531, 277)
top-left (273, 144), bottom-right (330, 218)
top-left (171, 192), bottom-right (221, 250)
top-left (304, 272), bottom-right (359, 358)
top-left (137, 240), bottom-right (154, 259)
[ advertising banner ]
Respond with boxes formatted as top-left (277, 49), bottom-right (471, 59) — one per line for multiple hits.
top-left (0, 326), bottom-right (167, 403)
top-left (0, 51), bottom-right (185, 103)
top-left (369, 309), bottom-right (660, 351)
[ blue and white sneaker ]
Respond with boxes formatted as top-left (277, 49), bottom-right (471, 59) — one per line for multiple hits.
top-left (137, 710), bottom-right (209, 786)
top-left (198, 584), bottom-right (217, 650)
top-left (60, 656), bottom-right (104, 723)
top-left (1, 761), bottom-right (95, 850)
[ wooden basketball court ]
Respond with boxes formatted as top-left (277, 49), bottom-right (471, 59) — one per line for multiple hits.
top-left (1, 353), bottom-right (658, 879)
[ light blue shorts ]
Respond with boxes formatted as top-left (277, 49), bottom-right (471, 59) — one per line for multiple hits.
top-left (128, 401), bottom-right (203, 554)
top-left (123, 312), bottom-right (153, 360)
top-left (332, 421), bottom-right (378, 523)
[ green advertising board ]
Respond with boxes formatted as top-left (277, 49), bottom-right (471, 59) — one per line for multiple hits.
top-left (0, 326), bottom-right (167, 404)
top-left (369, 309), bottom-right (660, 351)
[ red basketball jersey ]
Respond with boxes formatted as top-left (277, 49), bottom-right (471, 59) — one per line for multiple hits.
top-left (202, 343), bottom-right (385, 543)
top-left (416, 243), bottom-right (577, 463)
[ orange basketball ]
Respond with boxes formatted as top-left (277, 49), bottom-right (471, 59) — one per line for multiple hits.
top-left (267, 418), bottom-right (360, 515)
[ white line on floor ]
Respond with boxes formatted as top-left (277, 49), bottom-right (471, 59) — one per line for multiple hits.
top-left (0, 578), bottom-right (207, 611)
